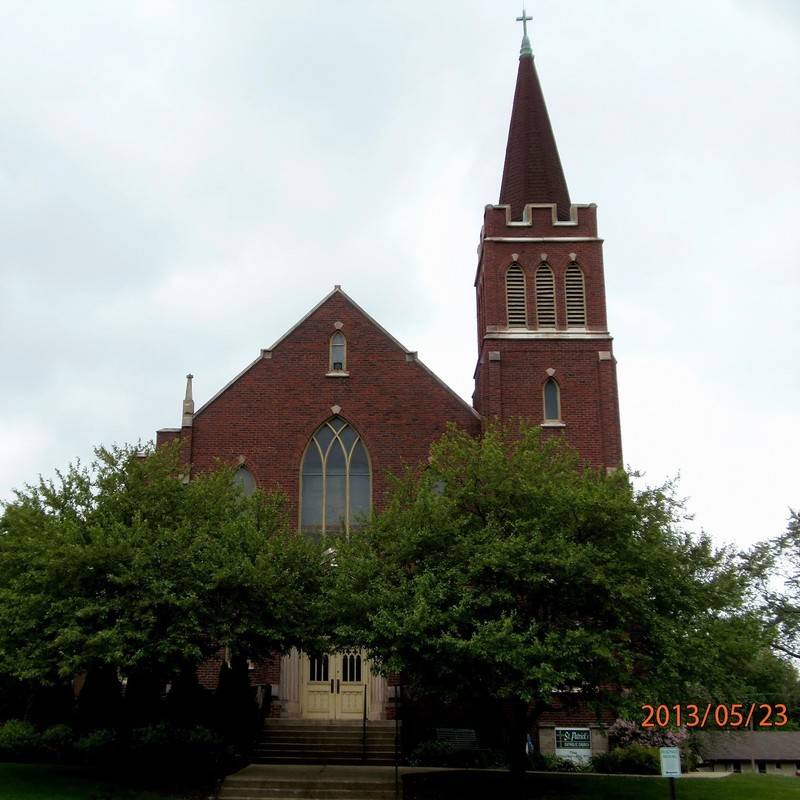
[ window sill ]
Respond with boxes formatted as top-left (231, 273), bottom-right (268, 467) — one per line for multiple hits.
top-left (540, 421), bottom-right (566, 428)
top-left (326, 371), bottom-right (350, 378)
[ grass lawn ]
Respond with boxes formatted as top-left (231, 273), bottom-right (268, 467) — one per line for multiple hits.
top-left (0, 764), bottom-right (200, 800)
top-left (403, 770), bottom-right (800, 799)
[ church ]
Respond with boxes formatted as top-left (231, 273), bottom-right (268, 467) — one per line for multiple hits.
top-left (154, 18), bottom-right (622, 757)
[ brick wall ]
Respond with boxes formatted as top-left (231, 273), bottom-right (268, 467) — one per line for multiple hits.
top-left (163, 290), bottom-right (481, 521)
top-left (474, 203), bottom-right (622, 468)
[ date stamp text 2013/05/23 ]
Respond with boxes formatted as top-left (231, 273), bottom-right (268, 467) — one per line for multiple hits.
top-left (641, 703), bottom-right (789, 729)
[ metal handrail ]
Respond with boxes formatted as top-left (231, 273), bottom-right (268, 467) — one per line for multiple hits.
top-left (394, 683), bottom-right (401, 799)
top-left (362, 683), bottom-right (368, 762)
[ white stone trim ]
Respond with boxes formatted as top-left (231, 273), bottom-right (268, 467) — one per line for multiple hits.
top-left (484, 332), bottom-right (612, 341)
top-left (483, 236), bottom-right (601, 243)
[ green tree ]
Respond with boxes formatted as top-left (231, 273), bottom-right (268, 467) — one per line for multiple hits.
top-left (329, 423), bottom-right (769, 772)
top-left (0, 442), bottom-right (325, 692)
top-left (760, 510), bottom-right (800, 661)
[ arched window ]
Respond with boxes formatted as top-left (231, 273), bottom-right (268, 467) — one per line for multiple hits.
top-left (565, 262), bottom-right (586, 327)
top-left (543, 378), bottom-right (561, 422)
top-left (341, 650), bottom-right (362, 683)
top-left (329, 332), bottom-right (347, 372)
top-left (505, 263), bottom-right (527, 327)
top-left (300, 416), bottom-right (370, 539)
top-left (233, 465), bottom-right (257, 496)
top-left (535, 264), bottom-right (556, 327)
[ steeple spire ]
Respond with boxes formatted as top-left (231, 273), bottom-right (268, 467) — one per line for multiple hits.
top-left (499, 9), bottom-right (571, 221)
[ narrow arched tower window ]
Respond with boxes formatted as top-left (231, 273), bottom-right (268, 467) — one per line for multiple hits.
top-left (543, 378), bottom-right (561, 422)
top-left (233, 465), bottom-right (257, 496)
top-left (300, 416), bottom-right (371, 540)
top-left (505, 263), bottom-right (527, 327)
top-left (535, 264), bottom-right (556, 327)
top-left (330, 332), bottom-right (347, 372)
top-left (565, 262), bottom-right (586, 327)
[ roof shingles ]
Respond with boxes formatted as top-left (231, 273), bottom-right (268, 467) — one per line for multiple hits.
top-left (499, 45), bottom-right (571, 221)
top-left (698, 731), bottom-right (800, 761)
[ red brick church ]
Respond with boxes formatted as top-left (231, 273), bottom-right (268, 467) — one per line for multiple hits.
top-left (154, 21), bottom-right (622, 758)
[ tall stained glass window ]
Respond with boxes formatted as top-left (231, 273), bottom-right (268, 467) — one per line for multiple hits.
top-left (300, 417), bottom-right (370, 538)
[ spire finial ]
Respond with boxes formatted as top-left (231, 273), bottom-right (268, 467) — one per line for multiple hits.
top-left (516, 7), bottom-right (533, 58)
top-left (182, 373), bottom-right (194, 427)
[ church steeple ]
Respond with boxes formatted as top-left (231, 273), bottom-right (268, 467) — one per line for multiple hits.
top-left (473, 11), bottom-right (622, 469)
top-left (499, 11), bottom-right (571, 221)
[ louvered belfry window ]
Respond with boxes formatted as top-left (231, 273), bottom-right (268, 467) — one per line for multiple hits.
top-left (535, 264), bottom-right (556, 327)
top-left (505, 264), bottom-right (527, 327)
top-left (565, 262), bottom-right (586, 327)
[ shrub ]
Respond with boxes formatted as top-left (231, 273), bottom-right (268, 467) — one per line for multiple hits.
top-left (127, 722), bottom-right (224, 781)
top-left (40, 724), bottom-right (75, 759)
top-left (0, 719), bottom-right (38, 761)
top-left (130, 722), bottom-right (221, 757)
top-left (607, 718), bottom-right (687, 748)
top-left (409, 739), bottom-right (461, 766)
top-left (408, 739), bottom-right (506, 768)
top-left (74, 728), bottom-right (117, 764)
top-left (591, 743), bottom-right (661, 775)
top-left (215, 657), bottom-right (258, 752)
top-left (527, 751), bottom-right (588, 772)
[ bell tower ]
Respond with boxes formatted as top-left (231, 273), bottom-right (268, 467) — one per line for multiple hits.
top-left (473, 13), bottom-right (622, 469)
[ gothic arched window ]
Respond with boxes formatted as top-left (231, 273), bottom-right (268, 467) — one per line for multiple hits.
top-left (565, 262), bottom-right (586, 327)
top-left (329, 332), bottom-right (347, 372)
top-left (505, 263), bottom-right (527, 327)
top-left (300, 417), bottom-right (370, 539)
top-left (543, 378), bottom-right (561, 422)
top-left (233, 465), bottom-right (257, 496)
top-left (535, 264), bottom-right (556, 327)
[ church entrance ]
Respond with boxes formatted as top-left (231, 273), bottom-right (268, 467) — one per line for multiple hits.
top-left (301, 651), bottom-right (368, 720)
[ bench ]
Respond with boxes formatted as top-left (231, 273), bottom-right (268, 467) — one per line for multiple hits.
top-left (435, 727), bottom-right (479, 751)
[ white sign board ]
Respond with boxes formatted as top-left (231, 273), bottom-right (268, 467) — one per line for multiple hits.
top-left (554, 728), bottom-right (592, 764)
top-left (660, 746), bottom-right (681, 778)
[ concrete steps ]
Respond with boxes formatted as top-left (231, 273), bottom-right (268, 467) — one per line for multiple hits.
top-left (252, 720), bottom-right (398, 767)
top-left (218, 764), bottom-right (399, 800)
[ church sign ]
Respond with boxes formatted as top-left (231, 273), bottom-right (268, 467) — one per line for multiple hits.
top-left (554, 727), bottom-right (592, 763)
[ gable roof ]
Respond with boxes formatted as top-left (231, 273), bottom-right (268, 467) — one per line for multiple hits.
top-left (193, 286), bottom-right (479, 420)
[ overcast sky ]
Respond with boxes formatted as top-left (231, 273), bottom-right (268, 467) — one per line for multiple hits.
top-left (1, 1), bottom-right (798, 552)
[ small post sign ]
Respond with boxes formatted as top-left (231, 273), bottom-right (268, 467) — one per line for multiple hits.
top-left (660, 747), bottom-right (681, 800)
top-left (659, 747), bottom-right (681, 777)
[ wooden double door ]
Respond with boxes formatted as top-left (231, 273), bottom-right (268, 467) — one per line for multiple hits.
top-left (302, 651), bottom-right (367, 720)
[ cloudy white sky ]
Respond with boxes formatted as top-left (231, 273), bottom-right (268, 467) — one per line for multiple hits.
top-left (1, 1), bottom-right (798, 552)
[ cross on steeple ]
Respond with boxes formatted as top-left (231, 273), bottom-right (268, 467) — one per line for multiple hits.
top-left (516, 7), bottom-right (533, 58)
top-left (516, 7), bottom-right (532, 38)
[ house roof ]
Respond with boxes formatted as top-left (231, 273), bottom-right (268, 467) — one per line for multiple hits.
top-left (498, 32), bottom-right (571, 221)
top-left (697, 731), bottom-right (800, 761)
